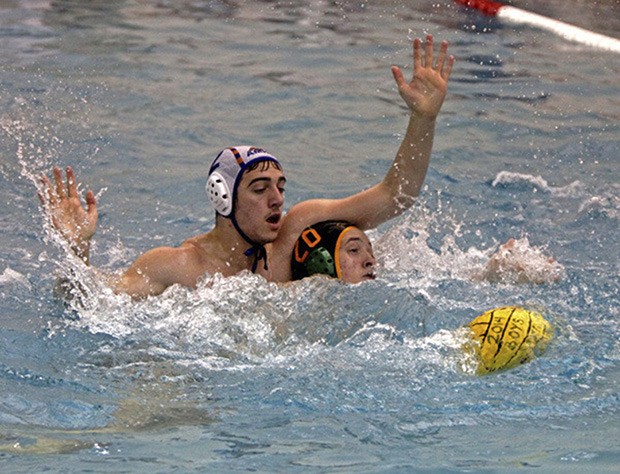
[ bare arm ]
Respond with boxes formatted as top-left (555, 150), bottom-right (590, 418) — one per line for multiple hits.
top-left (268, 35), bottom-right (454, 281)
top-left (39, 167), bottom-right (194, 299)
top-left (111, 246), bottom-right (199, 298)
top-left (291, 35), bottom-right (453, 228)
top-left (377, 34), bottom-right (454, 223)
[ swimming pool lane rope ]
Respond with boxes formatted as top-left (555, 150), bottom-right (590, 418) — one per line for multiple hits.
top-left (454, 0), bottom-right (620, 53)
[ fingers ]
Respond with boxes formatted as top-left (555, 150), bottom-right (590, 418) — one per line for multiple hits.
top-left (46, 167), bottom-right (83, 199)
top-left (442, 55), bottom-right (455, 81)
top-left (53, 167), bottom-right (67, 199)
top-left (412, 35), bottom-right (454, 80)
top-left (66, 166), bottom-right (78, 198)
top-left (413, 37), bottom-right (422, 72)
top-left (435, 40), bottom-right (448, 72)
top-left (85, 190), bottom-right (98, 220)
top-left (424, 34), bottom-right (434, 69)
top-left (391, 65), bottom-right (406, 89)
top-left (39, 174), bottom-right (55, 206)
top-left (40, 166), bottom-right (89, 206)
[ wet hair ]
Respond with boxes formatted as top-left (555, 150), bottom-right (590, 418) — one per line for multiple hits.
top-left (245, 160), bottom-right (282, 173)
top-left (234, 160), bottom-right (283, 208)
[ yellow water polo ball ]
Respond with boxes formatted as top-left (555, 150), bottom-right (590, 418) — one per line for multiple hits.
top-left (466, 306), bottom-right (553, 375)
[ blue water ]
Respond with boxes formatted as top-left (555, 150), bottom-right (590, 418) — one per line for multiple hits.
top-left (1, 0), bottom-right (619, 471)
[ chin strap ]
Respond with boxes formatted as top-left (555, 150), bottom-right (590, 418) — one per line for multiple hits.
top-left (244, 244), bottom-right (268, 273)
top-left (230, 213), bottom-right (268, 273)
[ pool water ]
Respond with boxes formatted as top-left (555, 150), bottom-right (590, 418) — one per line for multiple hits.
top-left (1, 0), bottom-right (619, 471)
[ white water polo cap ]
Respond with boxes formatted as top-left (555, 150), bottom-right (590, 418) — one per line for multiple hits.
top-left (206, 146), bottom-right (281, 217)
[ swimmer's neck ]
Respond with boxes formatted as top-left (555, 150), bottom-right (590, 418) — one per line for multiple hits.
top-left (193, 217), bottom-right (263, 273)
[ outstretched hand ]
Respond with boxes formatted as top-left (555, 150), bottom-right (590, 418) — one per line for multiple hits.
top-left (39, 166), bottom-right (98, 261)
top-left (391, 34), bottom-right (454, 119)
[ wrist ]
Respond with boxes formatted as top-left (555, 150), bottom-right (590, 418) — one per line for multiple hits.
top-left (70, 239), bottom-right (91, 264)
top-left (410, 110), bottom-right (438, 123)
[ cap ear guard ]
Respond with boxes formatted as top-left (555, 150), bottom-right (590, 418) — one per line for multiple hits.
top-left (206, 171), bottom-right (233, 216)
top-left (291, 220), bottom-right (354, 280)
top-left (305, 247), bottom-right (336, 277)
top-left (207, 146), bottom-right (281, 218)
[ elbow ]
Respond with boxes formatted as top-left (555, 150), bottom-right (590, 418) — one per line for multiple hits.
top-left (393, 193), bottom-right (416, 214)
top-left (385, 181), bottom-right (418, 218)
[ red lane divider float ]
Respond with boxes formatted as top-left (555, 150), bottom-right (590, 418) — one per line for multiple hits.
top-left (455, 0), bottom-right (620, 53)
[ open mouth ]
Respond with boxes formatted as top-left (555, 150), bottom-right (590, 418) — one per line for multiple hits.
top-left (266, 214), bottom-right (281, 225)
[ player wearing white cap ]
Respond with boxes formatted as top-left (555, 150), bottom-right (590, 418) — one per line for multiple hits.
top-left (40, 35), bottom-right (454, 298)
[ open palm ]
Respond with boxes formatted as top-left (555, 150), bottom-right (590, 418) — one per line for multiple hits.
top-left (39, 166), bottom-right (98, 251)
top-left (391, 35), bottom-right (454, 119)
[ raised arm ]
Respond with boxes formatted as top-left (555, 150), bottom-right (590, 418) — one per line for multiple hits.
top-left (39, 167), bottom-right (179, 299)
top-left (382, 34), bottom-right (454, 218)
top-left (284, 36), bottom-right (453, 228)
top-left (347, 34), bottom-right (453, 228)
top-left (268, 35), bottom-right (454, 282)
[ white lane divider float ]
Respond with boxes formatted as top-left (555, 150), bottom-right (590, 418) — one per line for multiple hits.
top-left (454, 0), bottom-right (620, 53)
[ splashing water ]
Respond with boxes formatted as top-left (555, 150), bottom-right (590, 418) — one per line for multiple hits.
top-left (1, 0), bottom-right (618, 469)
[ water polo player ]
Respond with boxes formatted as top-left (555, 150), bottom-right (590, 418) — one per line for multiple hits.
top-left (40, 35), bottom-right (454, 298)
top-left (291, 221), bottom-right (376, 283)
top-left (290, 222), bottom-right (554, 375)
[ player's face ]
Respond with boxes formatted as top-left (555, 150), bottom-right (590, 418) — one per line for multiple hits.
top-left (338, 228), bottom-right (376, 283)
top-left (235, 163), bottom-right (286, 244)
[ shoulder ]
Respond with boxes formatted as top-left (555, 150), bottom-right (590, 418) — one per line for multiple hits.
top-left (136, 243), bottom-right (199, 267)
top-left (274, 193), bottom-right (367, 253)
top-left (123, 242), bottom-right (209, 293)
top-left (273, 201), bottom-right (324, 254)
top-left (125, 244), bottom-right (200, 286)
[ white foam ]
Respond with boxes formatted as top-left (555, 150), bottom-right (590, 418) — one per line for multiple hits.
top-left (492, 171), bottom-right (590, 200)
top-left (492, 171), bottom-right (550, 192)
top-left (478, 237), bottom-right (565, 285)
top-left (0, 267), bottom-right (31, 289)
